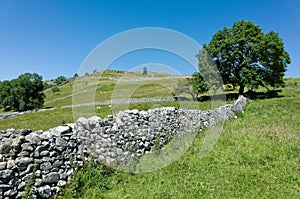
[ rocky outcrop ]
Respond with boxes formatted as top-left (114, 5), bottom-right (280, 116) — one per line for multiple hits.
top-left (0, 96), bottom-right (246, 198)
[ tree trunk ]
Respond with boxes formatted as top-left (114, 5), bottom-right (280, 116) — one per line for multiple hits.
top-left (238, 85), bottom-right (245, 95)
top-left (189, 92), bottom-right (198, 101)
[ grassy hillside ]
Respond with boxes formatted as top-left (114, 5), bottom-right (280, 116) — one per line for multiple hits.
top-left (57, 78), bottom-right (300, 198)
top-left (0, 73), bottom-right (299, 198)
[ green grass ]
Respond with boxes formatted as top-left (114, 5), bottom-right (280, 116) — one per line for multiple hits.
top-left (61, 78), bottom-right (299, 198)
top-left (0, 108), bottom-right (74, 131)
top-left (1, 75), bottom-right (299, 198)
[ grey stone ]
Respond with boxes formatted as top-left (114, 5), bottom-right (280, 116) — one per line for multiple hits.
top-left (0, 140), bottom-right (12, 154)
top-left (4, 188), bottom-right (17, 197)
top-left (38, 185), bottom-right (51, 198)
top-left (0, 162), bottom-right (6, 170)
top-left (17, 129), bottom-right (32, 136)
top-left (35, 170), bottom-right (41, 178)
top-left (17, 181), bottom-right (26, 190)
top-left (6, 160), bottom-right (15, 169)
top-left (42, 172), bottom-right (59, 184)
top-left (40, 150), bottom-right (50, 157)
top-left (40, 162), bottom-right (52, 171)
top-left (15, 157), bottom-right (33, 170)
top-left (34, 178), bottom-right (43, 187)
top-left (25, 132), bottom-right (41, 144)
top-left (0, 184), bottom-right (11, 192)
top-left (57, 180), bottom-right (66, 187)
top-left (0, 170), bottom-right (14, 183)
top-left (49, 151), bottom-right (59, 157)
top-left (55, 137), bottom-right (67, 146)
top-left (22, 173), bottom-right (33, 182)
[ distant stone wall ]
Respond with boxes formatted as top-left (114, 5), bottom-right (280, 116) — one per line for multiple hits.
top-left (0, 96), bottom-right (246, 198)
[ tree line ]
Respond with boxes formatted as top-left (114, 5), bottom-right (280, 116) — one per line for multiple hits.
top-left (0, 73), bottom-right (45, 111)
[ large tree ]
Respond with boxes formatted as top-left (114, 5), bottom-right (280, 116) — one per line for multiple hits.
top-left (0, 73), bottom-right (45, 111)
top-left (201, 20), bottom-right (291, 95)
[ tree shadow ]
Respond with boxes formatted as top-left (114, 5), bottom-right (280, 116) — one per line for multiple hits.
top-left (197, 89), bottom-right (283, 102)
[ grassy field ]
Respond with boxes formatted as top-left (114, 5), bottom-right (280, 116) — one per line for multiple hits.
top-left (57, 78), bottom-right (300, 198)
top-left (0, 73), bottom-right (299, 198)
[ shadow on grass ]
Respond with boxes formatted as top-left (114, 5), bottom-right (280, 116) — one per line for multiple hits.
top-left (198, 89), bottom-right (283, 102)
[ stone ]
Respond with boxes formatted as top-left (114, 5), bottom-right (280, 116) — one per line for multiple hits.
top-left (0, 162), bottom-right (7, 170)
top-left (34, 178), bottom-right (43, 187)
top-left (35, 170), bottom-right (42, 178)
top-left (17, 181), bottom-right (26, 190)
top-left (38, 185), bottom-right (51, 198)
top-left (6, 160), bottom-right (16, 169)
top-left (40, 150), bottom-right (50, 157)
top-left (42, 172), bottom-right (60, 184)
top-left (40, 162), bottom-right (52, 171)
top-left (4, 188), bottom-right (17, 197)
top-left (57, 180), bottom-right (66, 187)
top-left (0, 140), bottom-right (12, 154)
top-left (0, 184), bottom-right (11, 192)
top-left (54, 126), bottom-right (71, 135)
top-left (49, 151), bottom-right (59, 157)
top-left (15, 157), bottom-right (33, 170)
top-left (55, 137), bottom-right (67, 146)
top-left (0, 170), bottom-right (14, 183)
top-left (17, 129), bottom-right (32, 136)
top-left (25, 132), bottom-right (41, 144)
top-left (22, 173), bottom-right (33, 182)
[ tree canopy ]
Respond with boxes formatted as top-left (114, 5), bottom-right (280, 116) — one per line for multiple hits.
top-left (0, 73), bottom-right (45, 111)
top-left (198, 20), bottom-right (290, 95)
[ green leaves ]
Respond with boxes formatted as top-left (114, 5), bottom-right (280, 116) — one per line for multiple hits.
top-left (202, 20), bottom-right (290, 94)
top-left (0, 73), bottom-right (45, 111)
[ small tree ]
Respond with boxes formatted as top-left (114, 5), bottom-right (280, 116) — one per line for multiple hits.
top-left (190, 73), bottom-right (208, 95)
top-left (142, 67), bottom-right (148, 76)
top-left (73, 73), bottom-right (79, 79)
top-left (54, 76), bottom-right (67, 86)
top-left (173, 78), bottom-right (198, 101)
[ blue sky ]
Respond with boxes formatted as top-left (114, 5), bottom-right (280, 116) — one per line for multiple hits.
top-left (0, 0), bottom-right (299, 80)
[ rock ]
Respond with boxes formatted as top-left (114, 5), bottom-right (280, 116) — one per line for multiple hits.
top-left (25, 132), bottom-right (41, 144)
top-left (0, 139), bottom-right (12, 154)
top-left (40, 150), bottom-right (50, 157)
top-left (15, 157), bottom-right (34, 170)
top-left (6, 160), bottom-right (16, 169)
top-left (0, 170), bottom-right (14, 183)
top-left (55, 137), bottom-right (67, 146)
top-left (17, 181), bottom-right (26, 190)
top-left (0, 184), bottom-right (11, 192)
top-left (21, 143), bottom-right (34, 152)
top-left (38, 185), bottom-right (51, 198)
top-left (57, 180), bottom-right (66, 187)
top-left (40, 162), bottom-right (52, 171)
top-left (52, 126), bottom-right (71, 136)
top-left (34, 178), bottom-right (43, 187)
top-left (42, 172), bottom-right (60, 184)
top-left (4, 188), bottom-right (17, 197)
top-left (16, 129), bottom-right (32, 136)
top-left (0, 162), bottom-right (7, 170)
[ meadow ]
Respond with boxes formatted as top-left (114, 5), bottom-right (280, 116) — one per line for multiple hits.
top-left (0, 72), bottom-right (299, 198)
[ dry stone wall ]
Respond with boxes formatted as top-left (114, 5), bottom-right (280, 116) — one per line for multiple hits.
top-left (0, 96), bottom-right (246, 198)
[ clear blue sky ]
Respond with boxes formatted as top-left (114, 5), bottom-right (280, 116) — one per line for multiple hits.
top-left (0, 0), bottom-right (299, 80)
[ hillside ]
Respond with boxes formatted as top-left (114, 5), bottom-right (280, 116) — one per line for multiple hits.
top-left (0, 72), bottom-right (299, 198)
top-left (57, 77), bottom-right (300, 198)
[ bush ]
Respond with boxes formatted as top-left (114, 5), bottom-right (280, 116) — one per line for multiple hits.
top-left (51, 86), bottom-right (60, 93)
